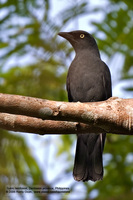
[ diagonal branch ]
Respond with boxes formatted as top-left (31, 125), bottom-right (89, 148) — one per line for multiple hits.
top-left (0, 93), bottom-right (132, 134)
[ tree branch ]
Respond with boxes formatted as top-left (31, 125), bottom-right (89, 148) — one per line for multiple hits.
top-left (0, 113), bottom-right (104, 135)
top-left (0, 93), bottom-right (132, 135)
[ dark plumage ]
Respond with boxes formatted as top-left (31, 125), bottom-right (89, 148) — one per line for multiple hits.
top-left (58, 30), bottom-right (112, 182)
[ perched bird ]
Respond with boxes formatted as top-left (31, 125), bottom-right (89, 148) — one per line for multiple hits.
top-left (58, 30), bottom-right (112, 182)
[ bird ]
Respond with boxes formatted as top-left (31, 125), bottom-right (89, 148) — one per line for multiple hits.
top-left (58, 30), bottom-right (112, 182)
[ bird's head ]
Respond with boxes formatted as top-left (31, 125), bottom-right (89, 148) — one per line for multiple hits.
top-left (58, 30), bottom-right (99, 54)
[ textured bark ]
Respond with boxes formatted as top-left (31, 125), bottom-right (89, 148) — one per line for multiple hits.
top-left (0, 113), bottom-right (104, 135)
top-left (0, 93), bottom-right (132, 134)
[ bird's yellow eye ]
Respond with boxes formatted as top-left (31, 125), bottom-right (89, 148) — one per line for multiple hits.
top-left (80, 34), bottom-right (85, 38)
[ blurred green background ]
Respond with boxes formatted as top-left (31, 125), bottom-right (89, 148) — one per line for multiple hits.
top-left (0, 0), bottom-right (133, 199)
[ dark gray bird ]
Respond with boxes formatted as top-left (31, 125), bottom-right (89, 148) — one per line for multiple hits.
top-left (58, 30), bottom-right (112, 182)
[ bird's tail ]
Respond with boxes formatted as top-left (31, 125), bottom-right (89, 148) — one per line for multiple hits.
top-left (73, 133), bottom-right (106, 182)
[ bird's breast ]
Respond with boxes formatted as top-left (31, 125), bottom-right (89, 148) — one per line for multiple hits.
top-left (67, 58), bottom-right (107, 102)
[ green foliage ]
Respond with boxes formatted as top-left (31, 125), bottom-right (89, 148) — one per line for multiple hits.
top-left (0, 0), bottom-right (88, 100)
top-left (0, 63), bottom-right (67, 100)
top-left (0, 0), bottom-right (133, 200)
top-left (91, 135), bottom-right (133, 200)
top-left (0, 0), bottom-right (89, 199)
top-left (91, 0), bottom-right (133, 92)
top-left (0, 130), bottom-right (44, 199)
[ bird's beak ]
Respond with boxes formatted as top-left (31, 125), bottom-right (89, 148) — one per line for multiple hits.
top-left (58, 32), bottom-right (73, 41)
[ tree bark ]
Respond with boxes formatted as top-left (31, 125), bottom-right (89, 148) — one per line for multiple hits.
top-left (0, 93), bottom-right (132, 135)
top-left (0, 113), bottom-right (104, 135)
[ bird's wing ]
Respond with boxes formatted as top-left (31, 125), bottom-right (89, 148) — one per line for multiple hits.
top-left (102, 62), bottom-right (112, 99)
